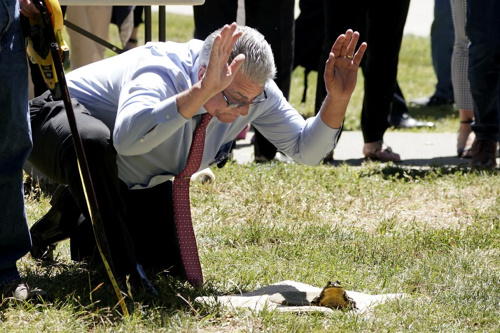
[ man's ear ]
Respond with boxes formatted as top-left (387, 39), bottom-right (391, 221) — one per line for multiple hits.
top-left (198, 66), bottom-right (206, 81)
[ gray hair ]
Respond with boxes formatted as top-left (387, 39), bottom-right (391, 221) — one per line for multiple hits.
top-left (199, 25), bottom-right (277, 86)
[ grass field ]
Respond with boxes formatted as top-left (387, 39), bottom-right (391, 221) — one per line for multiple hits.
top-left (3, 13), bottom-right (499, 333)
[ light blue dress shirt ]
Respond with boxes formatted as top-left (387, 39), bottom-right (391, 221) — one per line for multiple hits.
top-left (66, 40), bottom-right (340, 189)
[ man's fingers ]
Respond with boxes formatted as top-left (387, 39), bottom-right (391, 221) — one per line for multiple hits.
top-left (219, 23), bottom-right (239, 54)
top-left (330, 34), bottom-right (345, 58)
top-left (353, 42), bottom-right (367, 66)
top-left (325, 52), bottom-right (336, 77)
top-left (332, 29), bottom-right (364, 60)
top-left (228, 54), bottom-right (246, 76)
top-left (339, 30), bottom-right (353, 56)
top-left (345, 31), bottom-right (359, 58)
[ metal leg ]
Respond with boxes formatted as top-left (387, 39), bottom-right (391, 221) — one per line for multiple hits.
top-left (159, 6), bottom-right (166, 42)
top-left (144, 6), bottom-right (152, 42)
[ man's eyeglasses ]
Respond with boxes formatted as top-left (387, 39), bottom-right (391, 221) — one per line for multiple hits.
top-left (221, 90), bottom-right (267, 109)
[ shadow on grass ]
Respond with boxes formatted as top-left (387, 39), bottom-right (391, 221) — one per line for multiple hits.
top-left (328, 158), bottom-right (498, 180)
top-left (21, 258), bottom-right (211, 318)
top-left (329, 155), bottom-right (471, 168)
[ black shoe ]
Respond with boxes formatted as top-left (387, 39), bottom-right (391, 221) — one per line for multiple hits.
top-left (129, 263), bottom-right (160, 298)
top-left (1, 280), bottom-right (46, 302)
top-left (410, 95), bottom-right (454, 107)
top-left (471, 139), bottom-right (498, 170)
top-left (322, 150), bottom-right (335, 165)
top-left (254, 155), bottom-right (273, 163)
top-left (30, 185), bottom-right (81, 260)
top-left (388, 113), bottom-right (435, 129)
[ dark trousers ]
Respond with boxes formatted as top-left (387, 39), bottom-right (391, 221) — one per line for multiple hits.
top-left (28, 92), bottom-right (183, 277)
top-left (466, 0), bottom-right (500, 142)
top-left (431, 0), bottom-right (455, 101)
top-left (193, 0), bottom-right (295, 160)
top-left (315, 0), bottom-right (410, 143)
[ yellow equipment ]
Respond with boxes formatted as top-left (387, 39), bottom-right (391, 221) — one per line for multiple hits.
top-left (23, 0), bottom-right (69, 98)
top-left (22, 0), bottom-right (136, 317)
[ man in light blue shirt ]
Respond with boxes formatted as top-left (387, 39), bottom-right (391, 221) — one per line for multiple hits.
top-left (28, 24), bottom-right (366, 291)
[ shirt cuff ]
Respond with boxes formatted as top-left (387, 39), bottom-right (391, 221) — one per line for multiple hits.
top-left (152, 95), bottom-right (189, 125)
top-left (311, 115), bottom-right (342, 147)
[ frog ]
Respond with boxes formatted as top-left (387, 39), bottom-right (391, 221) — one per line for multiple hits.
top-left (310, 280), bottom-right (357, 310)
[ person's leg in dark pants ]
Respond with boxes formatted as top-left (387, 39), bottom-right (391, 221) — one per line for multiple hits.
top-left (315, 0), bottom-right (367, 114)
top-left (28, 92), bottom-right (141, 278)
top-left (467, 0), bottom-right (500, 169)
top-left (193, 0), bottom-right (236, 40)
top-left (193, 0), bottom-right (294, 162)
top-left (361, 1), bottom-right (410, 144)
top-left (315, 0), bottom-right (408, 161)
top-left (123, 180), bottom-right (185, 278)
top-left (314, 0), bottom-right (366, 161)
top-left (246, 0), bottom-right (295, 162)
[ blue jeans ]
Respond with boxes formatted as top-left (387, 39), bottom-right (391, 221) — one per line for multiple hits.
top-left (467, 0), bottom-right (500, 142)
top-left (431, 0), bottom-right (455, 101)
top-left (0, 0), bottom-right (33, 284)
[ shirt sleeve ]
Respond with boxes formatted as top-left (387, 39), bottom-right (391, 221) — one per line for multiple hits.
top-left (251, 81), bottom-right (341, 165)
top-left (113, 65), bottom-right (191, 156)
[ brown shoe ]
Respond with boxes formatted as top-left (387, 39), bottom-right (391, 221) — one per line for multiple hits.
top-left (471, 138), bottom-right (498, 170)
top-left (363, 140), bottom-right (401, 162)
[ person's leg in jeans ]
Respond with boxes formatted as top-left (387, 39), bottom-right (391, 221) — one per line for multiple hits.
top-left (431, 0), bottom-right (455, 102)
top-left (0, 0), bottom-right (33, 289)
top-left (467, 0), bottom-right (500, 169)
top-left (411, 0), bottom-right (455, 106)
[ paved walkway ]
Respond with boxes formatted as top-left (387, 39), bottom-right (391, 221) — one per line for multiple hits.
top-left (230, 129), bottom-right (493, 168)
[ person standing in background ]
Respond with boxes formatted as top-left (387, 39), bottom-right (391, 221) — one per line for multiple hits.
top-left (193, 0), bottom-right (295, 163)
top-left (0, 0), bottom-right (46, 301)
top-left (467, 0), bottom-right (500, 170)
top-left (411, 0), bottom-right (455, 107)
top-left (315, 0), bottom-right (410, 162)
top-left (450, 0), bottom-right (475, 158)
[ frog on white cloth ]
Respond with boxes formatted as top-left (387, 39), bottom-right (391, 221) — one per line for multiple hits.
top-left (195, 280), bottom-right (406, 314)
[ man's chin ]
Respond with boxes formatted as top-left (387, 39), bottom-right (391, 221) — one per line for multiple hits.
top-left (218, 115), bottom-right (239, 123)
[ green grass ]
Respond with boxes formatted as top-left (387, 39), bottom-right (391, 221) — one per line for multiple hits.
top-left (7, 13), bottom-right (499, 333)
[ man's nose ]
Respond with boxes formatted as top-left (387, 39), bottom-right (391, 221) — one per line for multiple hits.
top-left (238, 106), bottom-right (249, 116)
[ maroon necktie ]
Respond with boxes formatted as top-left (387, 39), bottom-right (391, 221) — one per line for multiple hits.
top-left (172, 113), bottom-right (212, 287)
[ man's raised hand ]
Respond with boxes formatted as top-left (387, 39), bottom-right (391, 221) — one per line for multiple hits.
top-left (202, 23), bottom-right (246, 97)
top-left (324, 29), bottom-right (367, 102)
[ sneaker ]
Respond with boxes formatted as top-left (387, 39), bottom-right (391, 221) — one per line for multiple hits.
top-left (388, 113), bottom-right (435, 129)
top-left (471, 138), bottom-right (498, 170)
top-left (1, 280), bottom-right (46, 302)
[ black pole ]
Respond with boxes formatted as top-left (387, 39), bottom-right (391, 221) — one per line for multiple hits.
top-left (159, 6), bottom-right (166, 42)
top-left (144, 6), bottom-right (152, 42)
